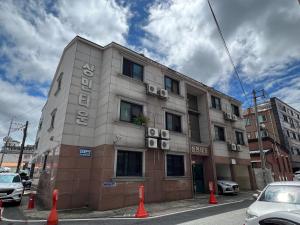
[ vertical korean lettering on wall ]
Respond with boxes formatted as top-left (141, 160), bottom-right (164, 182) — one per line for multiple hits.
top-left (76, 63), bottom-right (95, 126)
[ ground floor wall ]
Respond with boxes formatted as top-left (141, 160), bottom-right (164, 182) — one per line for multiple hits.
top-left (36, 144), bottom-right (193, 210)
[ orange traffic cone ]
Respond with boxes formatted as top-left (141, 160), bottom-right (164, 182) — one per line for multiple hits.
top-left (27, 193), bottom-right (35, 209)
top-left (209, 190), bottom-right (218, 204)
top-left (135, 185), bottom-right (149, 218)
top-left (47, 189), bottom-right (58, 225)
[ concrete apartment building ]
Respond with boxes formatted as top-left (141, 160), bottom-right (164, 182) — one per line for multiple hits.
top-left (32, 36), bottom-right (253, 210)
top-left (243, 100), bottom-right (295, 182)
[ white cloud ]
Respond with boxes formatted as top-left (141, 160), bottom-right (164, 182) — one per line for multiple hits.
top-left (0, 0), bottom-right (130, 83)
top-left (0, 80), bottom-right (45, 145)
top-left (0, 0), bottom-right (131, 145)
top-left (143, 0), bottom-right (300, 96)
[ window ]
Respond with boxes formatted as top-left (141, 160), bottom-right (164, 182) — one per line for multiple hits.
top-left (120, 100), bottom-right (143, 124)
top-left (291, 110), bottom-right (294, 116)
top-left (297, 114), bottom-right (300, 120)
top-left (282, 105), bottom-right (286, 112)
top-left (35, 138), bottom-right (39, 149)
top-left (283, 114), bottom-right (288, 122)
top-left (38, 119), bottom-right (43, 131)
top-left (292, 132), bottom-right (297, 139)
top-left (122, 58), bottom-right (143, 81)
top-left (245, 118), bottom-right (251, 126)
top-left (211, 96), bottom-right (221, 110)
top-left (258, 115), bottom-right (267, 123)
top-left (290, 118), bottom-right (295, 128)
top-left (49, 109), bottom-right (57, 130)
top-left (164, 76), bottom-right (179, 95)
top-left (166, 112), bottom-right (181, 132)
top-left (166, 154), bottom-right (185, 176)
top-left (235, 131), bottom-right (245, 145)
top-left (258, 130), bottom-right (268, 138)
top-left (42, 154), bottom-right (48, 171)
top-left (287, 130), bottom-right (290, 137)
top-left (189, 112), bottom-right (201, 142)
top-left (297, 149), bottom-right (300, 155)
top-left (55, 72), bottom-right (63, 95)
top-left (231, 104), bottom-right (240, 117)
top-left (116, 150), bottom-right (143, 177)
top-left (187, 94), bottom-right (198, 111)
top-left (214, 126), bottom-right (225, 141)
top-left (298, 134), bottom-right (300, 141)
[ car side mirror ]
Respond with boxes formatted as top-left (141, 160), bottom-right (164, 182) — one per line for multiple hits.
top-left (252, 193), bottom-right (259, 200)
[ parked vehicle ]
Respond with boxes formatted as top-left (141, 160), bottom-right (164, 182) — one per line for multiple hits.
top-left (0, 173), bottom-right (24, 205)
top-left (0, 167), bottom-right (11, 173)
top-left (217, 180), bottom-right (239, 194)
top-left (294, 171), bottom-right (300, 181)
top-left (19, 170), bottom-right (32, 190)
top-left (245, 181), bottom-right (300, 224)
top-left (245, 210), bottom-right (300, 225)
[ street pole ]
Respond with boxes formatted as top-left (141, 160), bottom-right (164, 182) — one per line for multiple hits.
top-left (0, 117), bottom-right (14, 167)
top-left (253, 90), bottom-right (267, 186)
top-left (16, 121), bottom-right (28, 173)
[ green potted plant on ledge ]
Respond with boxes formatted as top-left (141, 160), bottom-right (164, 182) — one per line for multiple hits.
top-left (133, 115), bottom-right (149, 126)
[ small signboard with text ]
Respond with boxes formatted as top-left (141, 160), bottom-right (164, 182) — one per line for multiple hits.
top-left (79, 148), bottom-right (91, 157)
top-left (190, 144), bottom-right (209, 156)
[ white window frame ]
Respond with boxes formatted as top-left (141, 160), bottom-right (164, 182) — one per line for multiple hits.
top-left (117, 97), bottom-right (146, 125)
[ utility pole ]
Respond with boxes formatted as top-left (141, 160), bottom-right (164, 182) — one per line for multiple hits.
top-left (0, 117), bottom-right (14, 167)
top-left (253, 90), bottom-right (267, 187)
top-left (16, 121), bottom-right (29, 173)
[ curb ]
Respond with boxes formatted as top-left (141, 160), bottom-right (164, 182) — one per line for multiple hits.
top-left (1, 199), bottom-right (251, 223)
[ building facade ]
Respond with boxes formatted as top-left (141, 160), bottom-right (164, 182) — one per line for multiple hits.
top-left (244, 101), bottom-right (295, 181)
top-left (270, 97), bottom-right (300, 171)
top-left (32, 36), bottom-right (253, 210)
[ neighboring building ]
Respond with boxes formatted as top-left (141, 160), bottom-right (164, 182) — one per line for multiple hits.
top-left (271, 97), bottom-right (300, 171)
top-left (32, 36), bottom-right (253, 210)
top-left (244, 100), bottom-right (295, 181)
top-left (0, 140), bottom-right (34, 171)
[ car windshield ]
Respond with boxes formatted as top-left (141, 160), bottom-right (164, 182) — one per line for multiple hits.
top-left (259, 185), bottom-right (300, 204)
top-left (0, 175), bottom-right (21, 183)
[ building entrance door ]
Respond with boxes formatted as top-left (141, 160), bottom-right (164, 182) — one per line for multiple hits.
top-left (192, 163), bottom-right (205, 193)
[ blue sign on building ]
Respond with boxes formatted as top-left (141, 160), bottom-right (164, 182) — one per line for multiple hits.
top-left (79, 148), bottom-right (91, 157)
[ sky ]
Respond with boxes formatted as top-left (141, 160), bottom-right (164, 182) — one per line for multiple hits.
top-left (0, 0), bottom-right (299, 145)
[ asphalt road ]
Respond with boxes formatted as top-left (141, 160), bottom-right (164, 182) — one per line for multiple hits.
top-left (1, 199), bottom-right (253, 225)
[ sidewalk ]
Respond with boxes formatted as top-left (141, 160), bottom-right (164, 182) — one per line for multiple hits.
top-left (14, 191), bottom-right (254, 220)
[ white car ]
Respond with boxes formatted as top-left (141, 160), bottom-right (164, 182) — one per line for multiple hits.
top-left (245, 181), bottom-right (300, 224)
top-left (217, 180), bottom-right (239, 194)
top-left (294, 171), bottom-right (300, 181)
top-left (0, 173), bottom-right (24, 205)
top-left (246, 210), bottom-right (300, 225)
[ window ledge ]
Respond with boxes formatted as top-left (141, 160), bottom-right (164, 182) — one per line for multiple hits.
top-left (163, 176), bottom-right (191, 181)
top-left (114, 120), bottom-right (145, 129)
top-left (209, 107), bottom-right (223, 112)
top-left (168, 92), bottom-right (184, 99)
top-left (169, 131), bottom-right (187, 137)
top-left (112, 177), bottom-right (146, 182)
top-left (117, 73), bottom-right (145, 86)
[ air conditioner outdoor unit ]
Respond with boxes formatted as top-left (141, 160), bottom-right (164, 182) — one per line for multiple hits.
top-left (228, 143), bottom-right (236, 151)
top-left (224, 112), bottom-right (232, 120)
top-left (236, 144), bottom-right (242, 151)
top-left (160, 129), bottom-right (170, 139)
top-left (146, 127), bottom-right (159, 138)
top-left (160, 140), bottom-right (170, 150)
top-left (146, 138), bottom-right (158, 149)
top-left (147, 84), bottom-right (157, 95)
top-left (232, 114), bottom-right (238, 121)
top-left (158, 89), bottom-right (168, 99)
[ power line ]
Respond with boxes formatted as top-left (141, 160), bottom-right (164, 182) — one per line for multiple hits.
top-left (207, 0), bottom-right (251, 105)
